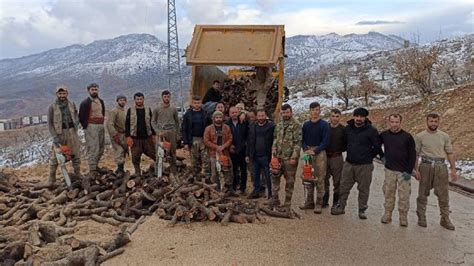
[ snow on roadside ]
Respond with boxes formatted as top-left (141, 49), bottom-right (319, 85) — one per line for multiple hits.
top-left (457, 160), bottom-right (474, 180)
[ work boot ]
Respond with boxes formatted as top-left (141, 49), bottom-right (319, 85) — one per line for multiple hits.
top-left (417, 211), bottom-right (427, 227)
top-left (381, 211), bottom-right (392, 224)
top-left (440, 216), bottom-right (455, 230)
top-left (322, 192), bottom-right (329, 208)
top-left (331, 203), bottom-right (345, 215)
top-left (399, 213), bottom-right (408, 227)
top-left (333, 193), bottom-right (339, 208)
top-left (72, 165), bottom-right (81, 179)
top-left (81, 176), bottom-right (91, 195)
top-left (97, 167), bottom-right (109, 175)
top-left (115, 164), bottom-right (125, 176)
top-left (248, 190), bottom-right (261, 199)
top-left (299, 182), bottom-right (315, 210)
top-left (314, 197), bottom-right (323, 214)
top-left (132, 165), bottom-right (142, 178)
top-left (358, 209), bottom-right (367, 220)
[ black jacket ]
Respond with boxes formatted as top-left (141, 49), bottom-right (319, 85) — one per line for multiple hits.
top-left (226, 119), bottom-right (248, 155)
top-left (181, 108), bottom-right (211, 146)
top-left (78, 97), bottom-right (105, 129)
top-left (247, 120), bottom-right (275, 158)
top-left (345, 119), bottom-right (383, 165)
top-left (203, 88), bottom-right (222, 104)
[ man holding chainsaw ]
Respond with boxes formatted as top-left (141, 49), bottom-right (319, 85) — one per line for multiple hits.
top-left (107, 94), bottom-right (128, 176)
top-left (271, 104), bottom-right (302, 209)
top-left (152, 90), bottom-right (180, 174)
top-left (125, 92), bottom-right (156, 179)
top-left (300, 102), bottom-right (330, 214)
top-left (46, 85), bottom-right (81, 188)
top-left (204, 111), bottom-right (235, 195)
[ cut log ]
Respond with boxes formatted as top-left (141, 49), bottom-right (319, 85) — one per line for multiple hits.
top-left (42, 245), bottom-right (99, 266)
top-left (90, 214), bottom-right (121, 226)
top-left (104, 225), bottom-right (131, 252)
top-left (97, 248), bottom-right (125, 264)
top-left (220, 209), bottom-right (232, 226)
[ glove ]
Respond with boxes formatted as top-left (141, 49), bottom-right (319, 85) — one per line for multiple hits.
top-left (302, 154), bottom-right (311, 161)
top-left (126, 137), bottom-right (134, 148)
top-left (401, 172), bottom-right (411, 181)
top-left (52, 136), bottom-right (60, 146)
top-left (113, 134), bottom-right (121, 144)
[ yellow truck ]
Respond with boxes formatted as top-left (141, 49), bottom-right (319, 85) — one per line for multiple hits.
top-left (185, 25), bottom-right (286, 117)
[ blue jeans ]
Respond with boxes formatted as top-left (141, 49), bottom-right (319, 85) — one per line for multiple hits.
top-left (253, 155), bottom-right (272, 197)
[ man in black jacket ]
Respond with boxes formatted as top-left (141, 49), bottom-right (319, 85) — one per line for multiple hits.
top-left (332, 107), bottom-right (383, 219)
top-left (181, 95), bottom-right (212, 180)
top-left (246, 109), bottom-right (275, 198)
top-left (227, 106), bottom-right (248, 194)
top-left (203, 80), bottom-right (222, 104)
top-left (78, 83), bottom-right (106, 176)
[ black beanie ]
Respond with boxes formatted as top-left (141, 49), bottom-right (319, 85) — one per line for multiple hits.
top-left (353, 107), bottom-right (369, 117)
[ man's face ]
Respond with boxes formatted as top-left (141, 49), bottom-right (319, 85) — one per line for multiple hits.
top-left (256, 111), bottom-right (266, 124)
top-left (229, 107), bottom-right (239, 120)
top-left (310, 107), bottom-right (321, 119)
top-left (212, 82), bottom-right (220, 90)
top-left (354, 115), bottom-right (366, 126)
top-left (427, 117), bottom-right (439, 131)
top-left (134, 96), bottom-right (144, 107)
top-left (162, 94), bottom-right (170, 105)
top-left (56, 91), bottom-right (68, 101)
top-left (117, 98), bottom-right (127, 108)
top-left (88, 87), bottom-right (99, 98)
top-left (216, 103), bottom-right (225, 113)
top-left (330, 112), bottom-right (340, 125)
top-left (248, 112), bottom-right (256, 122)
top-left (213, 115), bottom-right (223, 125)
top-left (192, 99), bottom-right (202, 110)
top-left (389, 116), bottom-right (402, 132)
top-left (281, 108), bottom-right (292, 121)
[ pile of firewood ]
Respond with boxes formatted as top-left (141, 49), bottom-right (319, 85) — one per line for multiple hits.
top-left (0, 163), bottom-right (300, 265)
top-left (221, 75), bottom-right (279, 115)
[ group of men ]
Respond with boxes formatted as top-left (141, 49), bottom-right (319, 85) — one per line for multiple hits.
top-left (47, 82), bottom-right (459, 231)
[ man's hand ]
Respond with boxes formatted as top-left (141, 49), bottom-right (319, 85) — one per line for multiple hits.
top-left (245, 156), bottom-right (250, 163)
top-left (52, 136), bottom-right (61, 146)
top-left (272, 148), bottom-right (277, 156)
top-left (450, 168), bottom-right (459, 182)
top-left (113, 134), bottom-right (121, 144)
top-left (126, 137), bottom-right (134, 148)
top-left (414, 170), bottom-right (421, 181)
top-left (230, 145), bottom-right (236, 154)
top-left (217, 146), bottom-right (224, 153)
top-left (183, 144), bottom-right (190, 151)
top-left (289, 159), bottom-right (297, 166)
top-left (401, 172), bottom-right (411, 181)
top-left (150, 136), bottom-right (156, 145)
top-left (305, 149), bottom-right (315, 155)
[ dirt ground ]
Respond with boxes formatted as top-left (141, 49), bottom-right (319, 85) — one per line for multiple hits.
top-left (105, 161), bottom-right (474, 266)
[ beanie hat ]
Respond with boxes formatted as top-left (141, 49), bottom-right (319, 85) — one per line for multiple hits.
top-left (56, 85), bottom-right (68, 93)
top-left (353, 107), bottom-right (369, 117)
top-left (212, 111), bottom-right (223, 118)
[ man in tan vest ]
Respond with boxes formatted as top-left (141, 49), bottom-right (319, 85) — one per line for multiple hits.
top-left (107, 94), bottom-right (128, 176)
top-left (125, 92), bottom-right (156, 179)
top-left (414, 113), bottom-right (458, 230)
top-left (46, 85), bottom-right (81, 187)
top-left (152, 90), bottom-right (179, 174)
top-left (79, 83), bottom-right (106, 177)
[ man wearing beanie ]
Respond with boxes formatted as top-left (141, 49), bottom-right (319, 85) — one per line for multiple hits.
top-left (204, 111), bottom-right (235, 195)
top-left (332, 107), bottom-right (383, 219)
top-left (107, 94), bottom-right (128, 177)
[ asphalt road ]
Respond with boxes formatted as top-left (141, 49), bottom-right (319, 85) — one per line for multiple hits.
top-left (106, 160), bottom-right (474, 265)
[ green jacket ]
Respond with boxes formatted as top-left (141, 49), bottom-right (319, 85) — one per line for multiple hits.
top-left (272, 117), bottom-right (301, 160)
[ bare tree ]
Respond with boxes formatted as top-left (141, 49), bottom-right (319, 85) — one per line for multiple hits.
top-left (355, 72), bottom-right (378, 106)
top-left (335, 67), bottom-right (352, 110)
top-left (437, 58), bottom-right (459, 85)
top-left (378, 58), bottom-right (390, 81)
top-left (394, 45), bottom-right (440, 95)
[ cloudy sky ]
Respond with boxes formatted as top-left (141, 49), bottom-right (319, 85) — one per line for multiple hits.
top-left (0, 0), bottom-right (472, 59)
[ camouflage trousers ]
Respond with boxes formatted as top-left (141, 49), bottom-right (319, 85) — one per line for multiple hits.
top-left (272, 160), bottom-right (297, 207)
top-left (111, 133), bottom-right (127, 165)
top-left (49, 128), bottom-right (81, 171)
top-left (210, 157), bottom-right (233, 192)
top-left (159, 130), bottom-right (177, 173)
top-left (417, 162), bottom-right (450, 217)
top-left (85, 124), bottom-right (105, 171)
top-left (190, 137), bottom-right (210, 180)
top-left (303, 150), bottom-right (327, 205)
top-left (383, 168), bottom-right (411, 215)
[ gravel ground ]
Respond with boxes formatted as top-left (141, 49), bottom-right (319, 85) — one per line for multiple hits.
top-left (105, 161), bottom-right (474, 265)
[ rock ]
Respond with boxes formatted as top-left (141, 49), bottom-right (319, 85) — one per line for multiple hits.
top-left (443, 108), bottom-right (456, 117)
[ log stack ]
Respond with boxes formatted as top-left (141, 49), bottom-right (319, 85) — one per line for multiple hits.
top-left (0, 164), bottom-right (300, 265)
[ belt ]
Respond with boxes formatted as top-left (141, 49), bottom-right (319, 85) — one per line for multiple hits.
top-left (421, 156), bottom-right (445, 165)
top-left (160, 124), bottom-right (175, 131)
top-left (88, 117), bottom-right (104, 124)
top-left (327, 152), bottom-right (342, 158)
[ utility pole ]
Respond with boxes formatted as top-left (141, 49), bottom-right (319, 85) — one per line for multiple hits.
top-left (167, 0), bottom-right (184, 108)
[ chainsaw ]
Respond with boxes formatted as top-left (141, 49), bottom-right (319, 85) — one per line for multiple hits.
top-left (155, 136), bottom-right (171, 178)
top-left (54, 144), bottom-right (73, 189)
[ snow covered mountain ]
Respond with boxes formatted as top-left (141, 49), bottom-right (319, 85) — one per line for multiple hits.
top-left (285, 31), bottom-right (406, 76)
top-left (0, 31), bottom-right (406, 118)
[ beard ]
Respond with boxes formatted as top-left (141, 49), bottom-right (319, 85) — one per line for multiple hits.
top-left (428, 125), bottom-right (438, 131)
